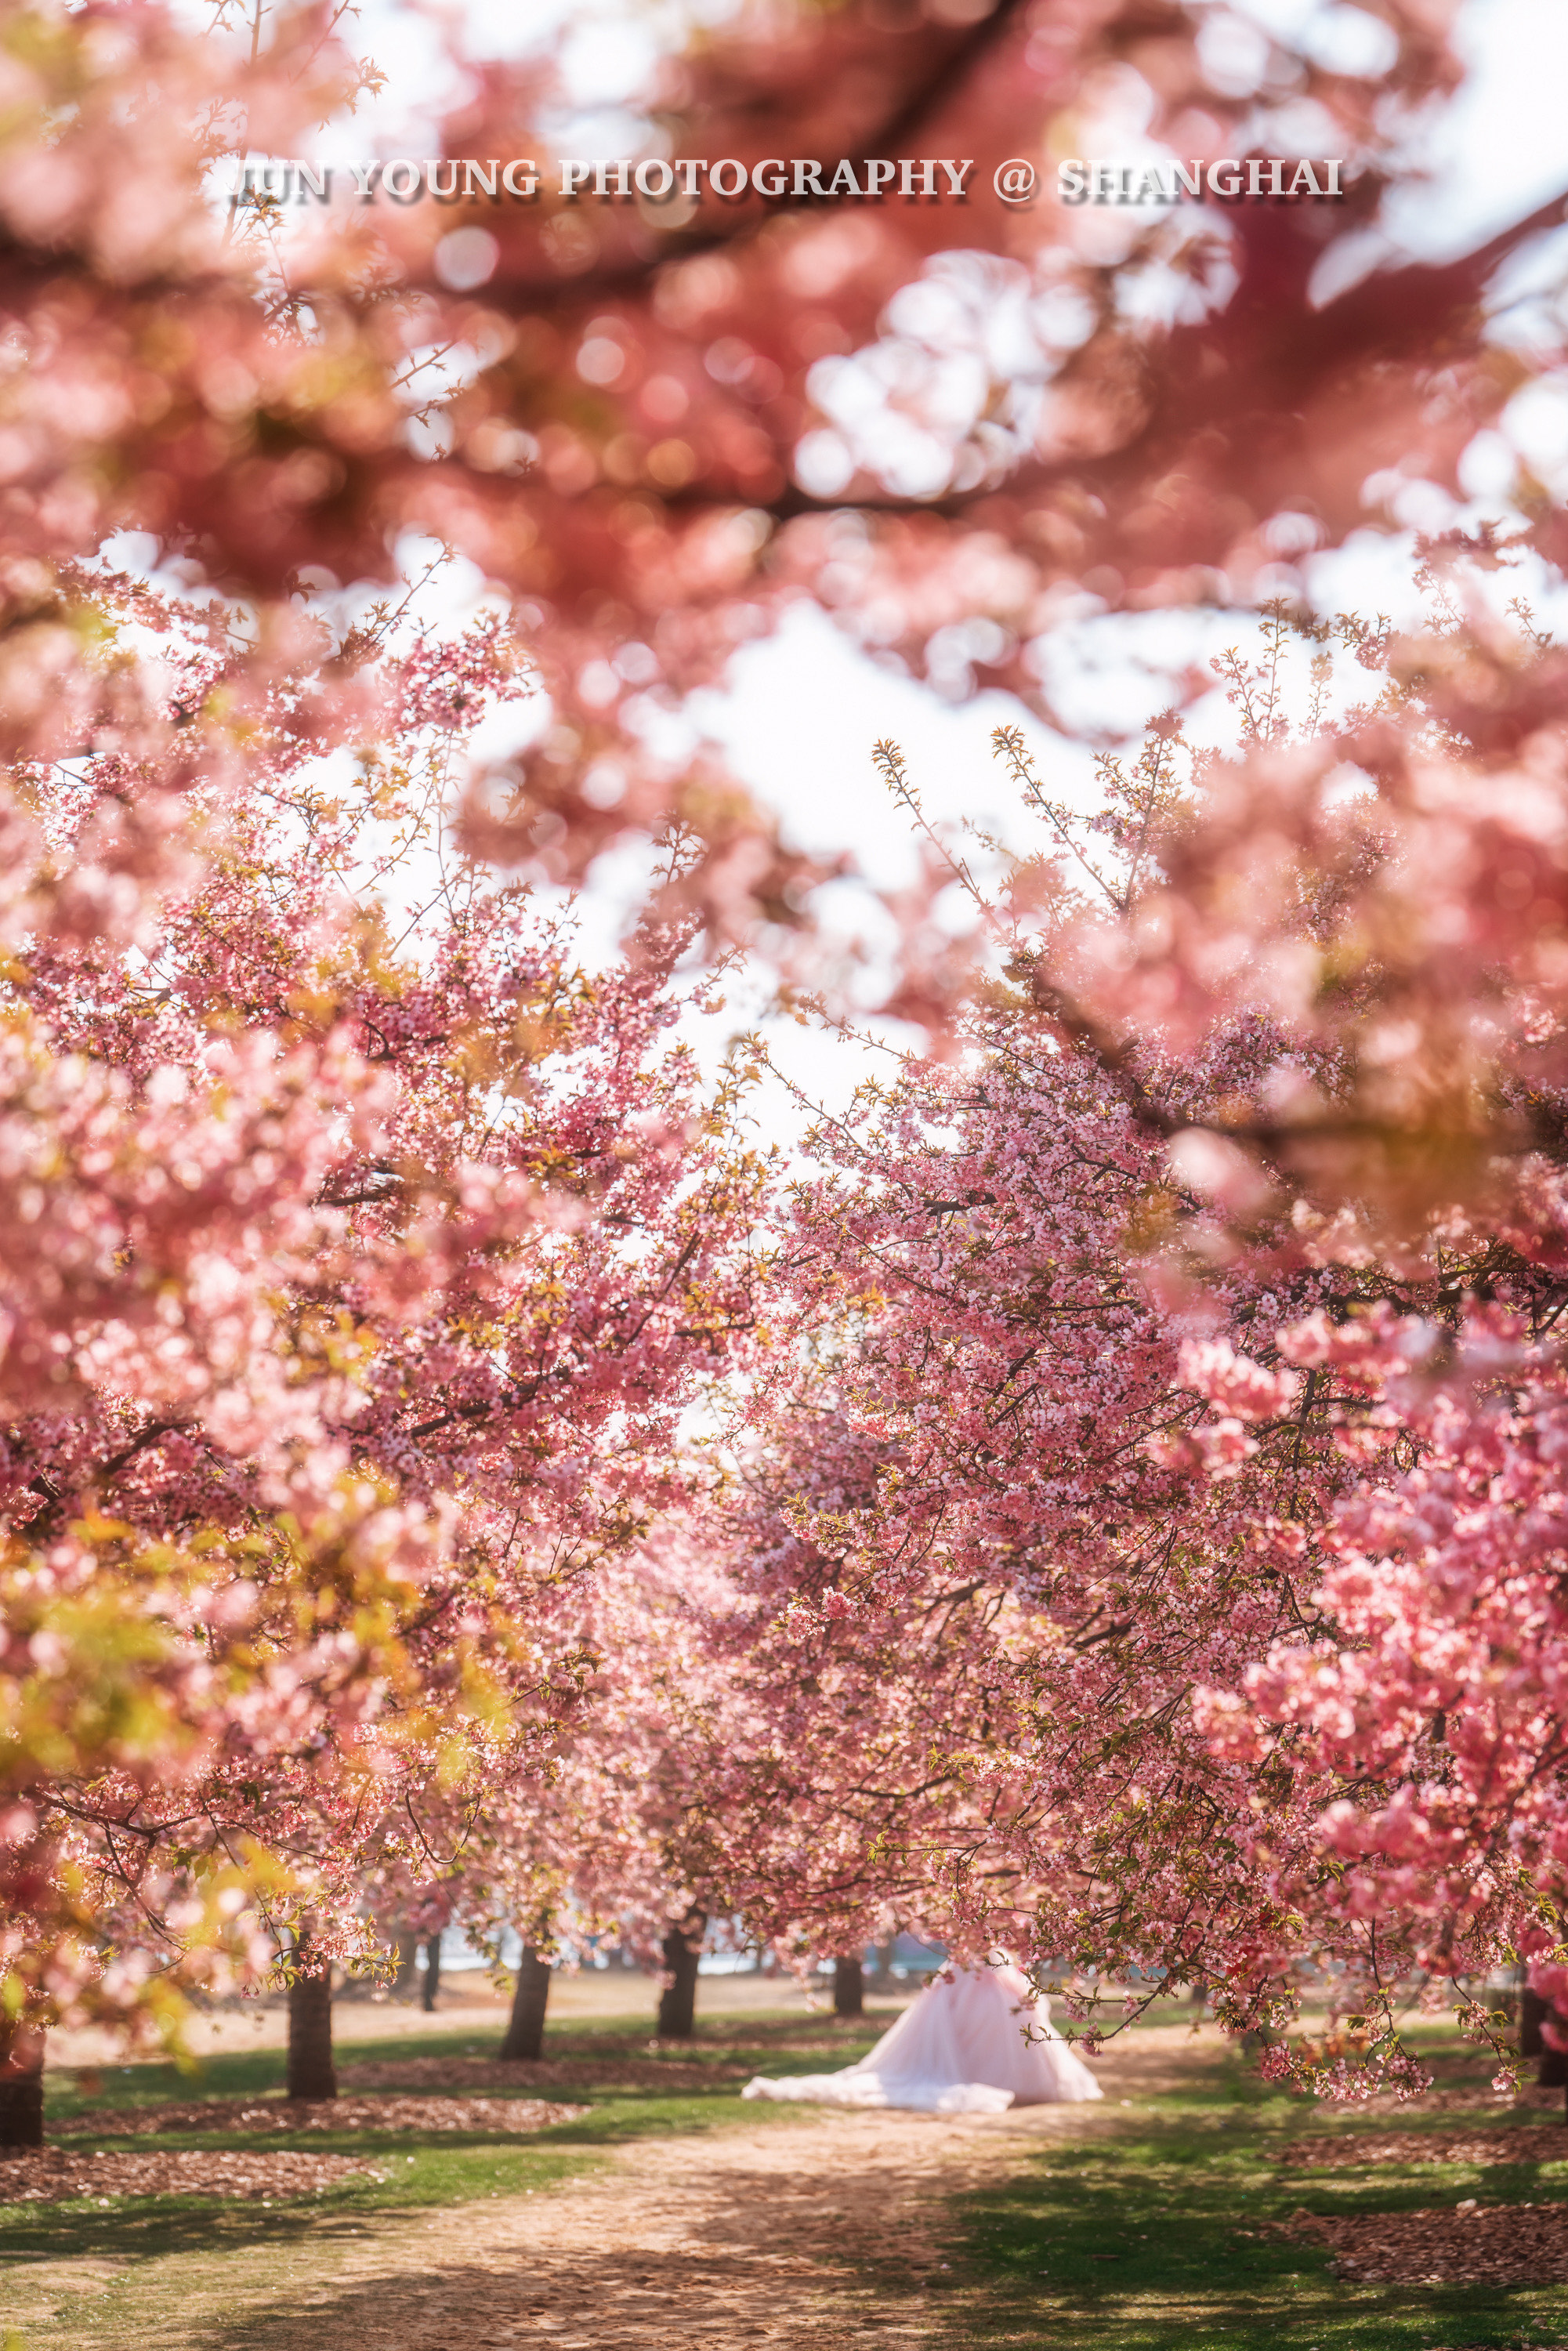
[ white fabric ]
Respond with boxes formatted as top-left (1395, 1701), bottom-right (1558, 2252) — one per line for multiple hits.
top-left (741, 1964), bottom-right (1103, 2114)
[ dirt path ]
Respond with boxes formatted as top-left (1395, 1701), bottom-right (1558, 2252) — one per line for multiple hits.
top-left (9, 2109), bottom-right (1010, 2348)
top-left (3, 2029), bottom-right (1204, 2349)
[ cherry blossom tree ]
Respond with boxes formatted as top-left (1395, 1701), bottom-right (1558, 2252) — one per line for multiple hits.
top-left (679, 581), bottom-right (1568, 2099)
top-left (1023, 585), bottom-right (1568, 2088)
top-left (686, 1013), bottom-right (1361, 2040)
top-left (0, 563), bottom-right (769, 2133)
top-left (6, 0), bottom-right (1568, 2125)
top-left (360, 1529), bottom-right (746, 2059)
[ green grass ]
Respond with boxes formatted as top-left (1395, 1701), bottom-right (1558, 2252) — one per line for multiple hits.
top-left (947, 2028), bottom-right (1568, 2349)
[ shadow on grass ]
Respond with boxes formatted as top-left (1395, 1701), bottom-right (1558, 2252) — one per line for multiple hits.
top-left (948, 2032), bottom-right (1568, 2351)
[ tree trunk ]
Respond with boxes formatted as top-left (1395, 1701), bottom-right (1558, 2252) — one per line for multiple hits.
top-left (871, 1940), bottom-right (895, 1987)
top-left (287, 1931), bottom-right (338, 2102)
top-left (500, 1946), bottom-right (552, 2062)
top-left (656, 1907), bottom-right (706, 2038)
top-left (421, 1933), bottom-right (442, 2012)
top-left (833, 1955), bottom-right (864, 2019)
top-left (0, 2027), bottom-right (44, 2149)
top-left (1523, 1986), bottom-right (1548, 2058)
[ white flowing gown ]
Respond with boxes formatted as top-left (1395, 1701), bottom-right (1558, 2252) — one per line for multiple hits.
top-left (741, 1964), bottom-right (1103, 2114)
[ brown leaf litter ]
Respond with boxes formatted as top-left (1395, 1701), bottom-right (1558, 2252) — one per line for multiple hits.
top-left (1281, 2125), bottom-right (1568, 2171)
top-left (0, 2147), bottom-right (375, 2204)
top-left (342, 2052), bottom-right (727, 2093)
top-left (57, 2094), bottom-right (584, 2139)
top-left (1363, 2086), bottom-right (1563, 2116)
top-left (1279, 2199), bottom-right (1568, 2284)
top-left (335, 2021), bottom-right (869, 2100)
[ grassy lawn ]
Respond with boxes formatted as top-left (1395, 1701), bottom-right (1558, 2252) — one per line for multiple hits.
top-left (9, 2002), bottom-right (1568, 2349)
top-left (947, 2026), bottom-right (1568, 2350)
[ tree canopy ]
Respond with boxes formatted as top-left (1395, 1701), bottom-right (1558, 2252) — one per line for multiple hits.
top-left (4, 0), bottom-right (1568, 2101)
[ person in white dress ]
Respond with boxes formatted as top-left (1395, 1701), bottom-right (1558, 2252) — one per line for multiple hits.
top-left (742, 1961), bottom-right (1103, 2114)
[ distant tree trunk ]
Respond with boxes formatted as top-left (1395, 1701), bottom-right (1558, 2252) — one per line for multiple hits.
top-left (1523, 1986), bottom-right (1548, 2057)
top-left (393, 1930), bottom-right (419, 1998)
top-left (1525, 1976), bottom-right (1568, 2121)
top-left (421, 1933), bottom-right (441, 2012)
top-left (657, 1906), bottom-right (706, 2038)
top-left (287, 1928), bottom-right (338, 2102)
top-left (500, 1946), bottom-right (552, 2062)
top-left (0, 2027), bottom-right (44, 2149)
top-left (833, 1956), bottom-right (864, 2019)
top-left (871, 1940), bottom-right (895, 1988)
